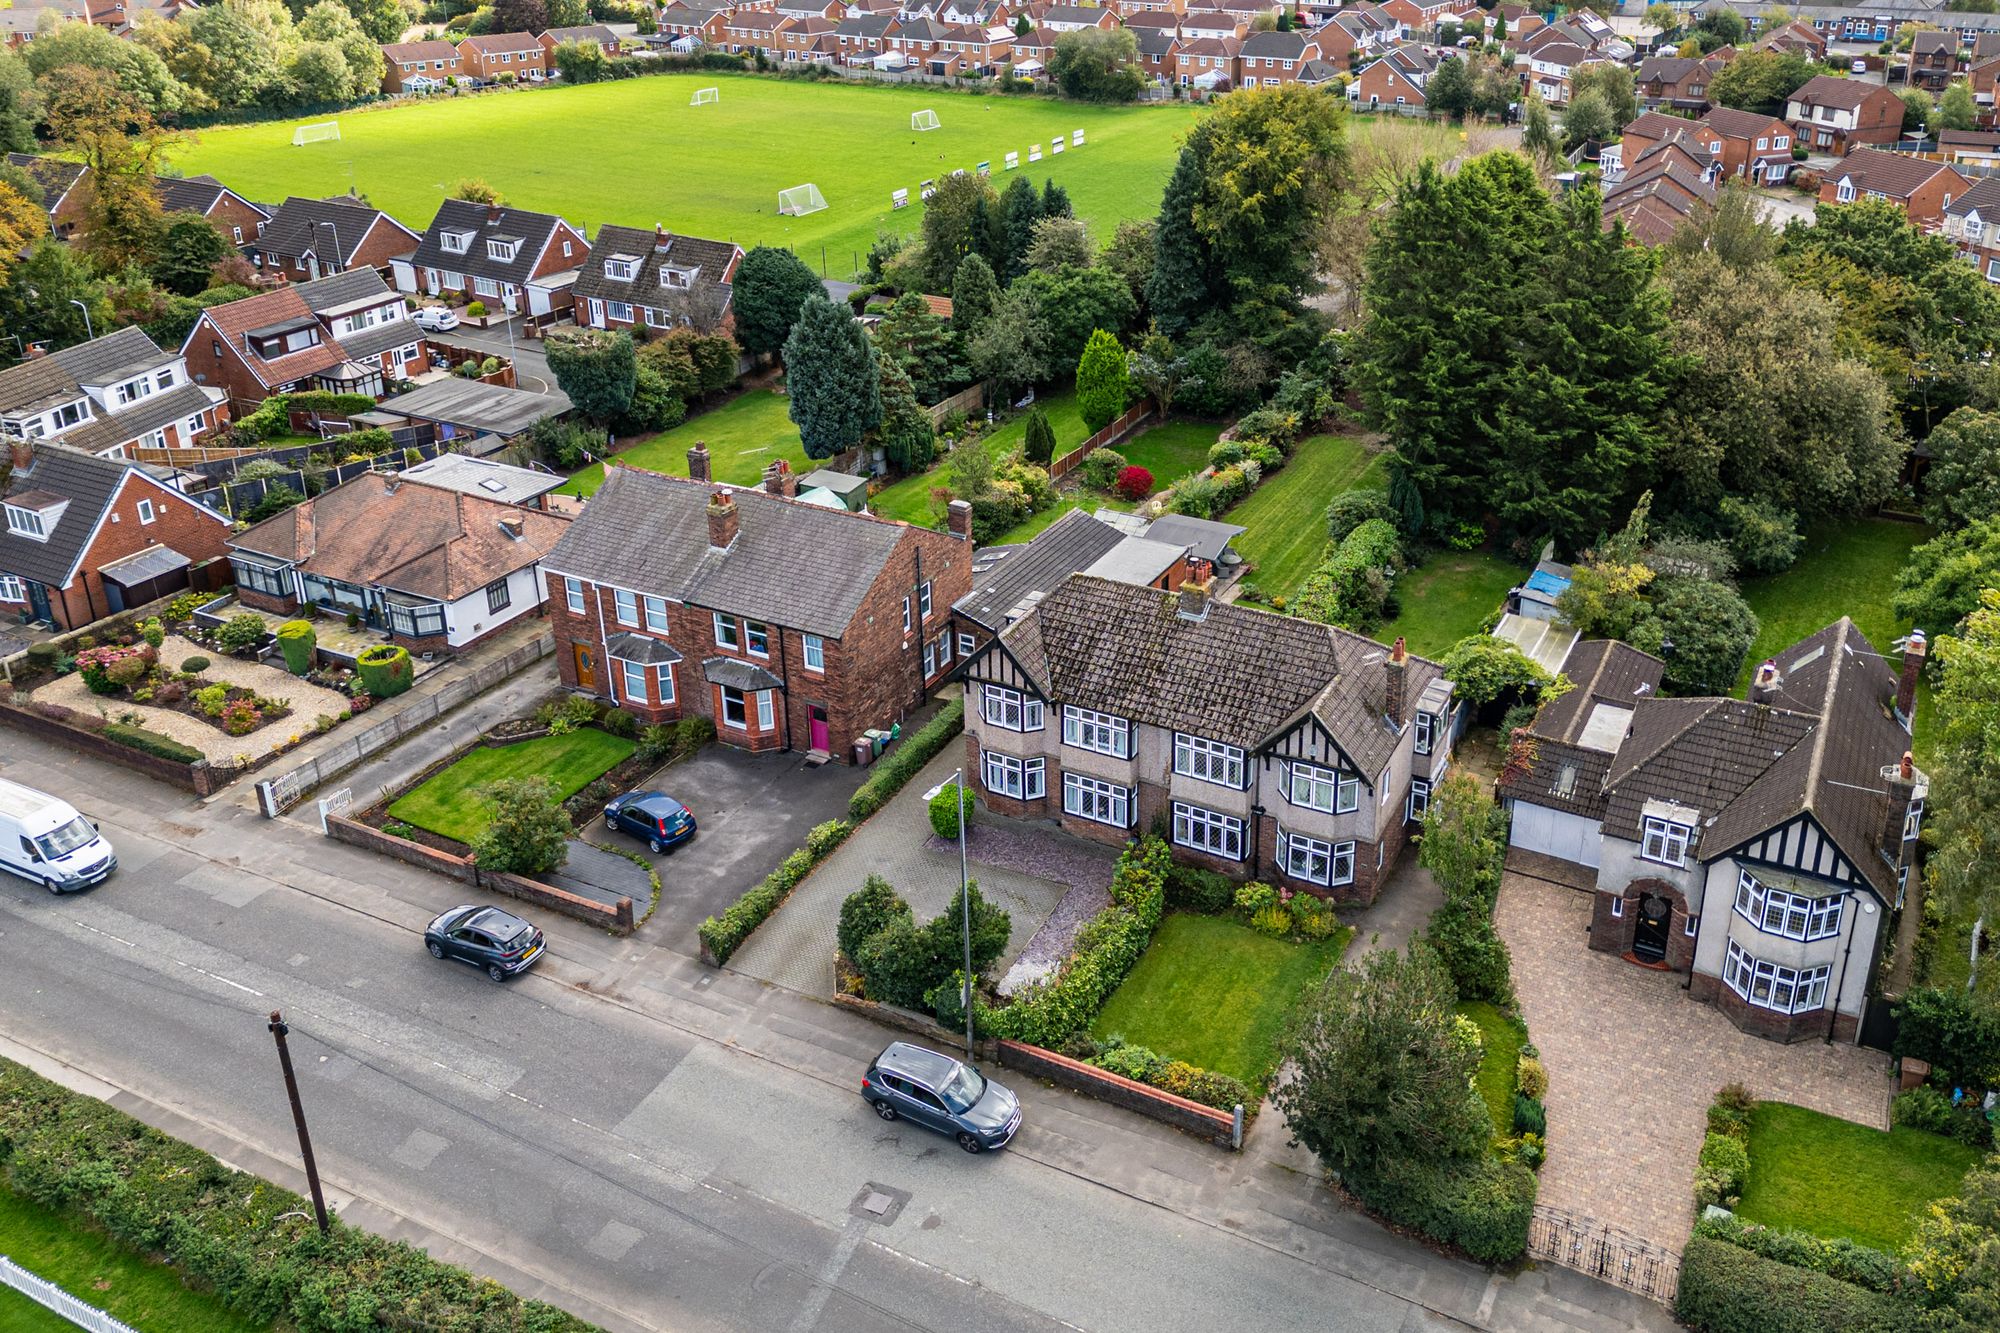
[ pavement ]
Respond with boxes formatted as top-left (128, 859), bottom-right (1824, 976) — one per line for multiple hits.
top-left (0, 724), bottom-right (1684, 1333)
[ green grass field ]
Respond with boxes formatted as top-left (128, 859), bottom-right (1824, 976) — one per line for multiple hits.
top-left (174, 74), bottom-right (1201, 274)
top-left (560, 389), bottom-right (808, 496)
top-left (1224, 431), bottom-right (1387, 601)
top-left (1736, 1101), bottom-right (1979, 1250)
top-left (1091, 913), bottom-right (1351, 1090)
top-left (388, 730), bottom-right (635, 843)
top-left (871, 388), bottom-right (1090, 524)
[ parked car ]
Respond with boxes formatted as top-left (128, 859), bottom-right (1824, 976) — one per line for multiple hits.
top-left (602, 790), bottom-right (696, 854)
top-left (861, 1042), bottom-right (1021, 1154)
top-left (424, 905), bottom-right (545, 981)
top-left (412, 305), bottom-right (460, 333)
top-left (0, 779), bottom-right (116, 894)
top-left (1851, 58), bottom-right (1869, 74)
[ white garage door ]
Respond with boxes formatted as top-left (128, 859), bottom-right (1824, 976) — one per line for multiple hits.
top-left (1511, 803), bottom-right (1601, 869)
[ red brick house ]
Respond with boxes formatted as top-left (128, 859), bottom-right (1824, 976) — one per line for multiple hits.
top-left (656, 0), bottom-right (734, 43)
top-left (1787, 75), bottom-right (1905, 156)
top-left (380, 39), bottom-right (464, 92)
top-left (247, 196), bottom-right (422, 285)
top-left (392, 199), bottom-right (588, 322)
top-left (1701, 105), bottom-right (1796, 184)
top-left (457, 32), bottom-right (548, 82)
top-left (1175, 35), bottom-right (1241, 87)
top-left (4, 154), bottom-right (267, 247)
top-left (1758, 19), bottom-right (1827, 61)
top-left (720, 9), bottom-right (790, 52)
top-left (0, 442), bottom-right (231, 629)
top-left (1943, 174), bottom-right (2000, 280)
top-left (1635, 54), bottom-right (1721, 113)
top-left (180, 270), bottom-right (430, 412)
top-left (540, 456), bottom-right (973, 761)
top-left (1820, 148), bottom-right (1970, 229)
top-left (1908, 29), bottom-right (1958, 93)
top-left (538, 23), bottom-right (621, 57)
top-left (574, 224), bottom-right (743, 335)
top-left (1354, 44), bottom-right (1437, 109)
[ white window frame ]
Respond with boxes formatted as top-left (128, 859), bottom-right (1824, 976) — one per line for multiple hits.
top-left (136, 498), bottom-right (156, 524)
top-left (756, 690), bottom-right (775, 730)
top-left (802, 633), bottom-right (824, 672)
top-left (614, 588), bottom-right (639, 626)
top-left (1279, 828), bottom-right (1355, 886)
top-left (607, 300), bottom-right (633, 322)
top-left (1285, 761), bottom-right (1353, 813)
top-left (982, 750), bottom-right (1046, 800)
top-left (1724, 940), bottom-right (1832, 1015)
top-left (902, 596), bottom-right (911, 633)
top-left (1173, 733), bottom-right (1246, 788)
top-left (919, 579), bottom-right (933, 619)
top-left (1407, 776), bottom-right (1432, 822)
top-left (924, 642), bottom-right (935, 678)
top-left (713, 612), bottom-right (740, 649)
top-left (1641, 816), bottom-right (1693, 867)
top-left (0, 574), bottom-right (25, 601)
top-left (643, 595), bottom-right (669, 634)
top-left (1173, 802), bottom-right (1246, 861)
top-left (564, 576), bottom-right (584, 613)
top-left (5, 505), bottom-right (47, 539)
top-left (1062, 705), bottom-right (1130, 757)
top-left (1063, 772), bottom-right (1131, 827)
top-left (745, 620), bottom-right (769, 657)
top-left (721, 684), bottom-right (748, 729)
top-left (980, 684), bottom-right (1044, 731)
top-left (1904, 800), bottom-right (1923, 842)
top-left (620, 658), bottom-right (647, 703)
top-left (1413, 711), bottom-right (1434, 756)
top-left (1733, 868), bottom-right (1843, 942)
top-left (957, 631), bottom-right (975, 657)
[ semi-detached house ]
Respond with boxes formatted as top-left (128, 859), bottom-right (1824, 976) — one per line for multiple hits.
top-left (393, 199), bottom-right (588, 322)
top-left (380, 39), bottom-right (464, 92)
top-left (0, 327), bottom-right (228, 462)
top-left (457, 32), bottom-right (547, 82)
top-left (962, 574), bottom-right (1458, 903)
top-left (574, 224), bottom-right (743, 335)
top-left (181, 269), bottom-right (430, 412)
top-left (247, 195), bottom-right (422, 285)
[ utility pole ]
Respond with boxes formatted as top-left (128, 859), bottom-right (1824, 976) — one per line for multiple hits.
top-left (267, 1011), bottom-right (330, 1235)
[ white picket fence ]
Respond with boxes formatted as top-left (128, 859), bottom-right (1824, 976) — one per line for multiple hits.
top-left (0, 1256), bottom-right (145, 1333)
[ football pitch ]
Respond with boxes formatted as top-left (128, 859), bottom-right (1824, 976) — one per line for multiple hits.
top-left (173, 73), bottom-right (1204, 275)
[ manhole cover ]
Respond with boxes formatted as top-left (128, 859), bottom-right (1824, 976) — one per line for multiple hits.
top-left (848, 1181), bottom-right (910, 1226)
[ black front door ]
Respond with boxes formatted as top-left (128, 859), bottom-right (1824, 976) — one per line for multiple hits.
top-left (1633, 892), bottom-right (1671, 963)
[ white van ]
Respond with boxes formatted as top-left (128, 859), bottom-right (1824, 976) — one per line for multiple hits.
top-left (0, 779), bottom-right (117, 893)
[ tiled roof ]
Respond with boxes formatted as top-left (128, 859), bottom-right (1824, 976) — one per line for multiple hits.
top-left (1830, 147), bottom-right (1959, 199)
top-left (257, 196), bottom-right (415, 266)
top-left (1240, 30), bottom-right (1311, 57)
top-left (194, 286), bottom-right (346, 387)
top-left (1702, 105), bottom-right (1786, 140)
top-left (955, 508), bottom-right (1125, 632)
top-left (1945, 174), bottom-right (2000, 218)
top-left (48, 327), bottom-right (170, 386)
top-left (57, 383), bottom-right (219, 456)
top-left (3, 153), bottom-right (84, 211)
top-left (0, 446), bottom-right (138, 588)
top-left (459, 31), bottom-right (542, 52)
top-left (408, 198), bottom-right (574, 291)
top-left (1637, 55), bottom-right (1700, 81)
top-left (539, 24), bottom-right (618, 42)
top-left (156, 174), bottom-right (258, 220)
top-left (383, 40), bottom-right (461, 60)
top-left (1788, 74), bottom-right (1889, 112)
top-left (571, 224), bottom-right (741, 314)
top-left (0, 353), bottom-right (85, 418)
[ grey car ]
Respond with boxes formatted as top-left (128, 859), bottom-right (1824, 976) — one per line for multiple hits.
top-left (861, 1042), bottom-right (1021, 1153)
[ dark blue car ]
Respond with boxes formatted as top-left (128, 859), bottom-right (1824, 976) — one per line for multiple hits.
top-left (602, 790), bottom-right (696, 854)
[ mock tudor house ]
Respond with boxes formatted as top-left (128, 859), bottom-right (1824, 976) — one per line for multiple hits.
top-left (0, 328), bottom-right (228, 461)
top-left (226, 471), bottom-right (571, 653)
top-left (575, 225), bottom-right (744, 334)
top-left (181, 269), bottom-right (429, 412)
top-left (393, 199), bottom-right (589, 320)
top-left (1, 442), bottom-right (232, 629)
top-left (961, 574), bottom-right (1456, 902)
top-left (1498, 621), bottom-right (1927, 1044)
top-left (247, 196), bottom-right (422, 284)
top-left (1786, 75), bottom-right (1905, 155)
top-left (540, 453), bottom-right (972, 761)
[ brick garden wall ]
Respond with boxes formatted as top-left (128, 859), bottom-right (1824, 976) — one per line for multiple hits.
top-left (996, 1040), bottom-right (1238, 1149)
top-left (326, 815), bottom-right (634, 933)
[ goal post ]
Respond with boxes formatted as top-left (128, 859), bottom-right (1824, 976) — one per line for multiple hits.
top-left (292, 121), bottom-right (340, 146)
top-left (911, 108), bottom-right (940, 131)
top-left (777, 183), bottom-right (827, 216)
top-left (691, 86), bottom-right (720, 106)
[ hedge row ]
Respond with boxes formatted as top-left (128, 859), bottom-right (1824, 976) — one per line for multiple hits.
top-left (699, 818), bottom-right (853, 964)
top-left (1675, 1235), bottom-right (1917, 1333)
top-left (104, 722), bottom-right (203, 765)
top-left (1691, 1213), bottom-right (1899, 1295)
top-left (1344, 1152), bottom-right (1537, 1266)
top-left (848, 699), bottom-right (964, 822)
top-left (0, 1058), bottom-right (598, 1333)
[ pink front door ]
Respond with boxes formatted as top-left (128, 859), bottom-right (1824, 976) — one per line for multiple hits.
top-left (809, 706), bottom-right (830, 752)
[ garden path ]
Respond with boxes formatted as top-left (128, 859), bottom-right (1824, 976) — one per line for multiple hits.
top-left (1496, 874), bottom-right (1893, 1253)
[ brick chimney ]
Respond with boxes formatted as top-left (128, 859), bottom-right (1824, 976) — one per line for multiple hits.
top-left (707, 488), bottom-right (739, 551)
top-left (1386, 636), bottom-right (1408, 726)
top-left (1881, 750), bottom-right (1918, 860)
top-left (7, 439), bottom-right (33, 474)
top-left (687, 440), bottom-right (712, 483)
top-left (486, 204), bottom-right (502, 225)
top-left (1177, 577), bottom-right (1211, 621)
top-left (1896, 630), bottom-right (1926, 730)
top-left (1750, 658), bottom-right (1782, 705)
top-left (654, 223), bottom-right (672, 253)
top-left (946, 498), bottom-right (973, 541)
top-left (24, 343), bottom-right (46, 360)
top-left (762, 458), bottom-right (798, 498)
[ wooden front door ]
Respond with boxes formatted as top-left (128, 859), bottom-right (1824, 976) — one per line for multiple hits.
top-left (574, 644), bottom-right (597, 692)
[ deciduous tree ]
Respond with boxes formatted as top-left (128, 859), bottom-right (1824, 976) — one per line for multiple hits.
top-left (917, 171), bottom-right (1001, 293)
top-left (1012, 264), bottom-right (1137, 367)
top-left (950, 252), bottom-right (999, 340)
top-left (1921, 407), bottom-right (2000, 529)
top-left (1894, 517), bottom-right (2000, 635)
top-left (967, 287), bottom-right (1049, 405)
top-left (1047, 28), bottom-right (1145, 102)
top-left (545, 326), bottom-right (637, 425)
top-left (470, 776), bottom-right (569, 875)
top-left (1024, 215), bottom-right (1091, 273)
top-left (153, 213), bottom-right (233, 296)
top-left (784, 292), bottom-right (882, 459)
top-left (1923, 592), bottom-right (2000, 1000)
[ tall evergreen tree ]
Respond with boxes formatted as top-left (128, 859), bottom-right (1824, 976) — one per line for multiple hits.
top-left (951, 252), bottom-right (1000, 340)
top-left (785, 292), bottom-right (883, 459)
top-left (999, 175), bottom-right (1042, 282)
top-left (874, 291), bottom-right (962, 405)
top-left (1075, 328), bottom-right (1130, 432)
top-left (1041, 179), bottom-right (1072, 219)
top-left (733, 244), bottom-right (822, 358)
top-left (1425, 55), bottom-right (1472, 120)
top-left (1146, 132), bottom-right (1216, 338)
top-left (873, 358), bottom-right (936, 473)
top-left (1520, 92), bottom-right (1557, 158)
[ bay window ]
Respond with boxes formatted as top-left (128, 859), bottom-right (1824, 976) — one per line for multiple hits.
top-left (1063, 773), bottom-right (1130, 827)
top-left (981, 751), bottom-right (1046, 801)
top-left (1723, 940), bottom-right (1832, 1015)
top-left (981, 684), bottom-right (1043, 731)
top-left (1279, 829), bottom-right (1354, 886)
top-left (1174, 734), bottom-right (1245, 788)
top-left (1062, 705), bottom-right (1129, 757)
top-left (1285, 761), bottom-right (1357, 813)
top-left (621, 658), bottom-right (647, 703)
top-left (1733, 869), bottom-right (1843, 942)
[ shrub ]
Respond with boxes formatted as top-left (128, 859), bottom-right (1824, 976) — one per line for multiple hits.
top-left (1232, 881), bottom-right (1277, 917)
top-left (1246, 901), bottom-right (1290, 936)
top-left (929, 782), bottom-right (970, 839)
top-left (24, 643), bottom-right (63, 672)
top-left (1514, 1132), bottom-right (1546, 1170)
top-left (699, 820), bottom-right (853, 963)
top-left (106, 655), bottom-right (150, 688)
top-left (1091, 1040), bottom-right (1165, 1083)
top-left (1892, 1085), bottom-right (1994, 1147)
top-left (1674, 1235), bottom-right (1910, 1333)
top-left (215, 613), bottom-right (269, 654)
top-left (1693, 1130), bottom-right (1751, 1210)
top-left (1078, 447), bottom-right (1126, 492)
top-left (1291, 894), bottom-right (1340, 940)
top-left (599, 708), bottom-right (639, 739)
top-left (75, 644), bottom-right (148, 695)
top-left (1166, 864), bottom-right (1235, 914)
top-left (104, 723), bottom-right (202, 764)
top-left (1717, 495), bottom-right (1804, 577)
top-left (1169, 471), bottom-right (1223, 518)
top-left (838, 875), bottom-right (912, 961)
top-left (1295, 518), bottom-right (1404, 630)
top-left (1709, 1082), bottom-right (1757, 1139)
top-left (164, 589), bottom-right (215, 623)
top-left (1427, 900), bottom-right (1516, 1006)
top-left (1233, 405), bottom-right (1302, 454)
top-left (275, 619), bottom-right (315, 675)
top-left (467, 300), bottom-right (488, 317)
top-left (181, 655), bottom-right (211, 675)
top-left (138, 616), bottom-right (165, 649)
top-left (1344, 1153), bottom-right (1536, 1265)
top-left (468, 776), bottom-right (569, 875)
top-left (1208, 440), bottom-right (1245, 469)
top-left (357, 644), bottom-right (414, 698)
top-left (1691, 1213), bottom-right (1899, 1294)
top-left (1511, 1092), bottom-right (1546, 1137)
top-left (194, 684), bottom-right (229, 717)
top-left (854, 882), bottom-right (1011, 1010)
top-left (848, 699), bottom-right (964, 821)
top-left (1893, 986), bottom-right (2000, 1092)
top-left (219, 698), bottom-right (263, 736)
top-left (1114, 465), bottom-right (1154, 501)
top-left (1515, 1055), bottom-right (1548, 1101)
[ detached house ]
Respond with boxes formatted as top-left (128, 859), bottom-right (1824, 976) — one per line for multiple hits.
top-left (574, 224), bottom-right (743, 335)
top-left (1820, 147), bottom-right (1969, 229)
top-left (962, 574), bottom-right (1457, 902)
top-left (538, 23), bottom-right (621, 56)
top-left (1635, 54), bottom-right (1720, 113)
top-left (1944, 174), bottom-right (2000, 280)
top-left (1238, 30), bottom-right (1322, 86)
top-left (0, 328), bottom-right (228, 462)
top-left (1757, 18), bottom-right (1826, 61)
top-left (247, 196), bottom-right (422, 285)
top-left (181, 269), bottom-right (430, 412)
top-left (1787, 75), bottom-right (1905, 156)
top-left (1354, 44), bottom-right (1437, 109)
top-left (380, 39), bottom-right (464, 92)
top-left (457, 32), bottom-right (547, 82)
top-left (1, 442), bottom-right (232, 630)
top-left (1908, 29), bottom-right (1958, 92)
top-left (1500, 622), bottom-right (1927, 1044)
top-left (4, 153), bottom-right (267, 247)
top-left (393, 199), bottom-right (588, 321)
top-left (541, 455), bottom-right (973, 761)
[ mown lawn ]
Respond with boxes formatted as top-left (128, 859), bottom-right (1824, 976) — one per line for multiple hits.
top-left (175, 73), bottom-right (1200, 276)
top-left (1377, 550), bottom-right (1521, 658)
top-left (1117, 421), bottom-right (1222, 490)
top-left (387, 730), bottom-right (635, 844)
top-left (870, 388), bottom-right (1088, 526)
top-left (1736, 1101), bottom-right (1979, 1251)
top-left (560, 389), bottom-right (809, 497)
top-left (0, 1184), bottom-right (268, 1333)
top-left (1225, 432), bottom-right (1387, 601)
top-left (1458, 1000), bottom-right (1526, 1138)
top-left (1091, 913), bottom-right (1351, 1090)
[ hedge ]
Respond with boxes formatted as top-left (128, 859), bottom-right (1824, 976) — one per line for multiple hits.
top-left (276, 620), bottom-right (315, 675)
top-left (0, 1058), bottom-right (600, 1333)
top-left (356, 644), bottom-right (414, 698)
top-left (1675, 1235), bottom-right (1917, 1333)
top-left (848, 698), bottom-right (964, 821)
top-left (699, 818), bottom-right (853, 963)
top-left (1691, 1214), bottom-right (1899, 1294)
top-left (104, 723), bottom-right (203, 765)
top-left (1344, 1151), bottom-right (1536, 1265)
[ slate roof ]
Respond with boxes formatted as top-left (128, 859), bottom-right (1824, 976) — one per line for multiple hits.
top-left (408, 198), bottom-right (575, 291)
top-left (955, 508), bottom-right (1126, 632)
top-left (1944, 174), bottom-right (2000, 219)
top-left (991, 574), bottom-right (1443, 769)
top-left (229, 472), bottom-right (570, 602)
top-left (3, 153), bottom-right (84, 212)
top-left (0, 446), bottom-right (219, 590)
top-left (155, 174), bottom-right (261, 222)
top-left (605, 631), bottom-right (683, 666)
top-left (57, 383), bottom-right (220, 456)
top-left (541, 467), bottom-right (916, 638)
top-left (1829, 147), bottom-right (1960, 199)
top-left (49, 327), bottom-right (171, 386)
top-left (571, 224), bottom-right (741, 318)
top-left (703, 657), bottom-right (785, 690)
top-left (256, 196), bottom-right (416, 266)
top-left (0, 354), bottom-right (87, 418)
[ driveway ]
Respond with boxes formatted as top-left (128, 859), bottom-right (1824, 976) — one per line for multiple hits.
top-left (1496, 873), bottom-right (1892, 1251)
top-left (578, 743), bottom-right (865, 955)
top-left (435, 316), bottom-right (555, 394)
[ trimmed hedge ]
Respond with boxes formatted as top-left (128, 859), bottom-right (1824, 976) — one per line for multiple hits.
top-left (1691, 1213), bottom-right (1899, 1294)
top-left (0, 1058), bottom-right (599, 1333)
top-left (1675, 1235), bottom-right (1917, 1333)
top-left (848, 698), bottom-right (964, 821)
top-left (1345, 1152), bottom-right (1536, 1265)
top-left (104, 723), bottom-right (203, 765)
top-left (357, 644), bottom-right (414, 698)
top-left (699, 818), bottom-right (853, 963)
top-left (276, 620), bottom-right (315, 675)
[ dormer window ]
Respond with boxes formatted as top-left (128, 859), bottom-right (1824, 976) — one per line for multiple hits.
top-left (660, 266), bottom-right (696, 289)
top-left (4, 502), bottom-right (55, 540)
top-left (604, 255), bottom-right (640, 282)
top-left (1835, 179), bottom-right (1855, 203)
top-left (486, 238), bottom-right (519, 262)
top-left (115, 377), bottom-right (155, 406)
top-left (440, 229), bottom-right (473, 254)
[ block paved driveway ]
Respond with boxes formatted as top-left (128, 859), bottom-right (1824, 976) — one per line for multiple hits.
top-left (1496, 873), bottom-right (1893, 1251)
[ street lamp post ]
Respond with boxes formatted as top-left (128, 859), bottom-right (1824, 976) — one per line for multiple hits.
top-left (68, 300), bottom-right (92, 340)
top-left (953, 768), bottom-right (974, 1061)
top-left (266, 1011), bottom-right (331, 1235)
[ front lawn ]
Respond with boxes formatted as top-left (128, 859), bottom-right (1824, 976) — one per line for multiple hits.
top-left (1735, 1101), bottom-right (1980, 1251)
top-left (387, 730), bottom-right (636, 844)
top-left (1225, 432), bottom-right (1387, 601)
top-left (1090, 912), bottom-right (1351, 1090)
top-left (0, 1184), bottom-right (268, 1333)
top-left (1377, 551), bottom-right (1521, 658)
top-left (1458, 999), bottom-right (1526, 1137)
top-left (560, 390), bottom-right (810, 497)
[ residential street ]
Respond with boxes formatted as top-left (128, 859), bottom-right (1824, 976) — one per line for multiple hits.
top-left (0, 728), bottom-right (1679, 1333)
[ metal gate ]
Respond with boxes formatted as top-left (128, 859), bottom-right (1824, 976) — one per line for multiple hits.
top-left (1527, 1206), bottom-right (1681, 1305)
top-left (316, 788), bottom-right (353, 834)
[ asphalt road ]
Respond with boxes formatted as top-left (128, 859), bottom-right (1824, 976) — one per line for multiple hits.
top-left (439, 318), bottom-right (555, 394)
top-left (0, 728), bottom-right (1678, 1333)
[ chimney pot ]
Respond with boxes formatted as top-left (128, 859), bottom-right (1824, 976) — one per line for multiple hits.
top-left (1883, 750), bottom-right (1919, 860)
top-left (1896, 630), bottom-right (1926, 730)
top-left (687, 440), bottom-right (712, 482)
top-left (1751, 658), bottom-right (1782, 704)
top-left (946, 498), bottom-right (973, 540)
top-left (1177, 578), bottom-right (1211, 621)
top-left (707, 488), bottom-right (739, 550)
top-left (762, 458), bottom-right (797, 498)
top-left (1386, 636), bottom-right (1409, 724)
top-left (25, 343), bottom-right (46, 360)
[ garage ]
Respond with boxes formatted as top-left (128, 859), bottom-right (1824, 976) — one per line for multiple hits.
top-left (1510, 801), bottom-right (1603, 870)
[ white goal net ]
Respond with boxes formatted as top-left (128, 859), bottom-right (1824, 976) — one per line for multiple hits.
top-left (691, 87), bottom-right (720, 106)
top-left (777, 183), bottom-right (827, 216)
top-left (292, 121), bottom-right (340, 145)
top-left (911, 109), bottom-right (940, 131)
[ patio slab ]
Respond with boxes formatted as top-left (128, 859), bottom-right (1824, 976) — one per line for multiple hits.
top-left (194, 595), bottom-right (441, 671)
